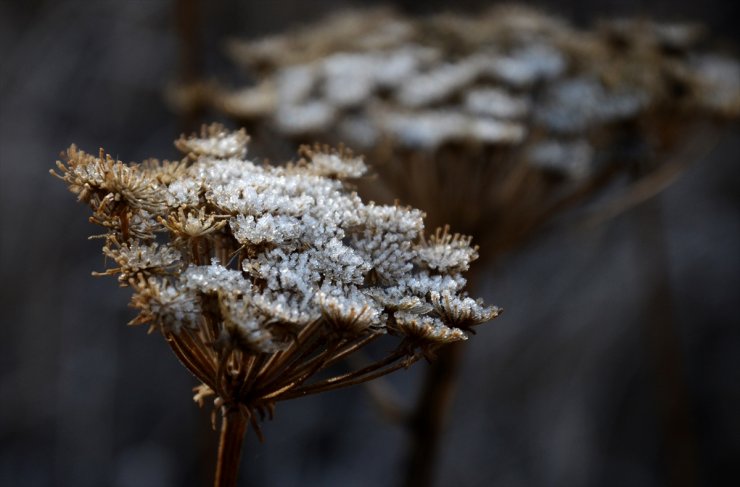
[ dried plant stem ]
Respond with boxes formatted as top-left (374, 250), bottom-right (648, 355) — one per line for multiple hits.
top-left (630, 152), bottom-right (698, 487)
top-left (214, 410), bottom-right (249, 487)
top-left (402, 341), bottom-right (465, 487)
top-left (174, 0), bottom-right (203, 132)
top-left (280, 351), bottom-right (422, 400)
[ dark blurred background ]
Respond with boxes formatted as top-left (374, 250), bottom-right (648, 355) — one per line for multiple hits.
top-left (1, 1), bottom-right (739, 486)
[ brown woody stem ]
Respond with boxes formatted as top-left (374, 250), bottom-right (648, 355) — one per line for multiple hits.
top-left (213, 409), bottom-right (249, 487)
top-left (402, 342), bottom-right (465, 487)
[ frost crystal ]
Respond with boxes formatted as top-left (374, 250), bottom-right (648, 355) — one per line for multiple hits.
top-left (52, 124), bottom-right (499, 434)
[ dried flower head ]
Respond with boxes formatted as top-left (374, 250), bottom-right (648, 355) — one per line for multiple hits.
top-left (211, 7), bottom-right (740, 256)
top-left (53, 123), bottom-right (498, 440)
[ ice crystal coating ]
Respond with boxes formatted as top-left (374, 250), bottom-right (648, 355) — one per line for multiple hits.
top-left (52, 124), bottom-right (499, 432)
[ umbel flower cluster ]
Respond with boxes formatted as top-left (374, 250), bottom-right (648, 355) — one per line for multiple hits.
top-left (51, 124), bottom-right (499, 438)
top-left (200, 6), bottom-right (740, 254)
top-left (220, 6), bottom-right (740, 167)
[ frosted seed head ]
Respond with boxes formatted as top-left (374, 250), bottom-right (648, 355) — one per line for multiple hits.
top-left (99, 239), bottom-right (181, 284)
top-left (393, 311), bottom-right (467, 344)
top-left (430, 290), bottom-right (502, 330)
top-left (417, 226), bottom-right (478, 273)
top-left (52, 147), bottom-right (165, 215)
top-left (138, 158), bottom-right (191, 186)
top-left (128, 276), bottom-right (201, 333)
top-left (162, 207), bottom-right (228, 240)
top-left (317, 290), bottom-right (384, 337)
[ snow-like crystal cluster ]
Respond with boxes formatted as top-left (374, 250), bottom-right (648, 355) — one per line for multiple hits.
top-left (53, 124), bottom-right (498, 356)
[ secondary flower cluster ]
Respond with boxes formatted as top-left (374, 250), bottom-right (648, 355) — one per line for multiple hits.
top-left (198, 6), bottom-right (740, 257)
top-left (52, 124), bottom-right (499, 436)
top-left (217, 6), bottom-right (740, 178)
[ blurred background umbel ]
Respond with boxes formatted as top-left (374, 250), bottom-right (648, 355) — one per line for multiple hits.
top-left (1, 1), bottom-right (739, 487)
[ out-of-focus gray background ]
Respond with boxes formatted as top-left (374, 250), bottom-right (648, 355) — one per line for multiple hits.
top-left (1, 1), bottom-right (738, 486)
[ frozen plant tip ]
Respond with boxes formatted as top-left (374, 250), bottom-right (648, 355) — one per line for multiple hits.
top-left (51, 123), bottom-right (499, 487)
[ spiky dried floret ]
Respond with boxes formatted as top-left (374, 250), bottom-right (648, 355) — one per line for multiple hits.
top-left (318, 288), bottom-right (383, 337)
top-left (52, 146), bottom-right (164, 214)
top-left (392, 311), bottom-right (467, 345)
top-left (139, 158), bottom-right (191, 186)
top-left (417, 226), bottom-right (479, 273)
top-left (89, 209), bottom-right (160, 241)
top-left (129, 276), bottom-right (201, 332)
top-left (98, 240), bottom-right (181, 283)
top-left (367, 293), bottom-right (433, 315)
top-left (430, 290), bottom-right (501, 331)
top-left (161, 207), bottom-right (228, 240)
top-left (175, 123), bottom-right (250, 159)
top-left (51, 145), bottom-right (106, 204)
